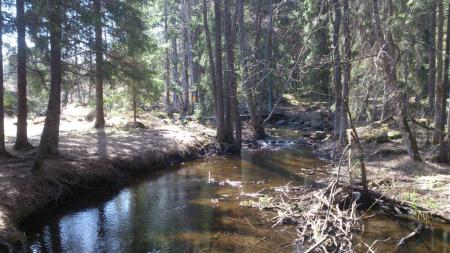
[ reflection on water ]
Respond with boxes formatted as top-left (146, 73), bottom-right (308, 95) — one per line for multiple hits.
top-left (22, 146), bottom-right (449, 253)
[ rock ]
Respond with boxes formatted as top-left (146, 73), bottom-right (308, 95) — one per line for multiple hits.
top-left (310, 131), bottom-right (327, 141)
top-left (124, 121), bottom-right (147, 129)
top-left (85, 110), bottom-right (95, 122)
top-left (388, 130), bottom-right (402, 140)
top-left (375, 132), bottom-right (389, 143)
top-left (304, 121), bottom-right (312, 127)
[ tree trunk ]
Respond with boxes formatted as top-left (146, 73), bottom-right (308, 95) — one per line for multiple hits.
top-left (214, 0), bottom-right (228, 146)
top-left (132, 82), bottom-right (137, 124)
top-left (163, 0), bottom-right (171, 113)
top-left (437, 1), bottom-right (450, 163)
top-left (332, 0), bottom-right (342, 139)
top-left (434, 0), bottom-right (444, 144)
top-left (94, 0), bottom-right (105, 128)
top-left (15, 0), bottom-right (31, 149)
top-left (428, 0), bottom-right (437, 116)
top-left (171, 37), bottom-right (180, 110)
top-left (181, 0), bottom-right (190, 116)
top-left (181, 31), bottom-right (189, 115)
top-left (264, 0), bottom-right (274, 113)
top-left (187, 0), bottom-right (195, 113)
top-left (33, 0), bottom-right (63, 170)
top-left (339, 0), bottom-right (351, 145)
top-left (0, 0), bottom-right (8, 157)
top-left (202, 0), bottom-right (217, 116)
top-left (224, 0), bottom-right (241, 152)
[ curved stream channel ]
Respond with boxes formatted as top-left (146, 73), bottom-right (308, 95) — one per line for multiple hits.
top-left (22, 145), bottom-right (449, 253)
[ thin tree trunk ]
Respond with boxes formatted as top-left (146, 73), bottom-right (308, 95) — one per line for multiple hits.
top-left (132, 82), bottom-right (137, 124)
top-left (428, 0), bottom-right (437, 116)
top-left (434, 0), bottom-right (444, 144)
top-left (332, 0), bottom-right (342, 138)
top-left (171, 37), bottom-right (180, 110)
top-left (214, 0), bottom-right (228, 145)
top-left (339, 0), bottom-right (351, 145)
top-left (264, 0), bottom-right (274, 113)
top-left (0, 0), bottom-right (8, 157)
top-left (163, 0), bottom-right (171, 113)
top-left (186, 0), bottom-right (194, 112)
top-left (94, 0), bottom-right (105, 128)
top-left (15, 0), bottom-right (31, 149)
top-left (33, 0), bottom-right (62, 170)
top-left (181, 0), bottom-right (190, 116)
top-left (202, 0), bottom-right (217, 116)
top-left (437, 1), bottom-right (450, 163)
top-left (181, 31), bottom-right (189, 115)
top-left (224, 0), bottom-right (241, 152)
top-left (223, 58), bottom-right (234, 144)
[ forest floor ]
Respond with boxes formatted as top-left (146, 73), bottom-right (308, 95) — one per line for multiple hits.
top-left (0, 105), bottom-right (215, 249)
top-left (264, 94), bottom-right (450, 220)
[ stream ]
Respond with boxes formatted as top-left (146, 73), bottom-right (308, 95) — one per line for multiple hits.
top-left (22, 145), bottom-right (449, 253)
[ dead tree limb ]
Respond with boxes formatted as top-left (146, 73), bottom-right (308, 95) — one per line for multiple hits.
top-left (397, 223), bottom-right (424, 247)
top-left (410, 116), bottom-right (446, 134)
top-left (344, 101), bottom-right (368, 194)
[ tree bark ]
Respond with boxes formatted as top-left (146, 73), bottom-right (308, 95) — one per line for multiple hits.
top-left (332, 0), bottom-right (342, 138)
top-left (33, 0), bottom-right (63, 170)
top-left (214, 0), bottom-right (228, 146)
top-left (224, 0), bottom-right (241, 152)
top-left (222, 3), bottom-right (233, 143)
top-left (132, 82), bottom-right (137, 124)
top-left (428, 0), bottom-right (437, 116)
top-left (0, 0), bottom-right (8, 156)
top-left (0, 1), bottom-right (3, 153)
top-left (202, 0), bottom-right (217, 116)
top-left (94, 0), bottom-right (105, 128)
top-left (15, 0), bottom-right (31, 149)
top-left (339, 0), bottom-right (351, 145)
top-left (181, 28), bottom-right (189, 115)
top-left (163, 0), bottom-right (171, 113)
top-left (434, 0), bottom-right (444, 145)
top-left (437, 1), bottom-right (450, 163)
top-left (264, 0), bottom-right (274, 113)
top-left (171, 37), bottom-right (180, 110)
top-left (181, 0), bottom-right (191, 116)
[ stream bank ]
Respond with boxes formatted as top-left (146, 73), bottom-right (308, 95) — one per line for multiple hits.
top-left (0, 119), bottom-right (214, 252)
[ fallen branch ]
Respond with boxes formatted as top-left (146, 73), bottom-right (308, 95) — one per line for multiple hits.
top-left (409, 117), bottom-right (446, 134)
top-left (397, 223), bottom-right (424, 247)
top-left (305, 236), bottom-right (329, 253)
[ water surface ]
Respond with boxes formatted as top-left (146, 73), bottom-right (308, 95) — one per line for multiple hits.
top-left (22, 146), bottom-right (449, 253)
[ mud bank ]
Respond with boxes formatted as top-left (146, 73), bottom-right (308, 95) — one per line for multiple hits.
top-left (0, 124), bottom-right (214, 252)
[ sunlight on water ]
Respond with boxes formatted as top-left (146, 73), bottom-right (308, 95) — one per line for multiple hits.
top-left (22, 146), bottom-right (449, 253)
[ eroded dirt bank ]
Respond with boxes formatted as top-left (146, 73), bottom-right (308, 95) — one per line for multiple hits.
top-left (0, 116), bottom-right (214, 251)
